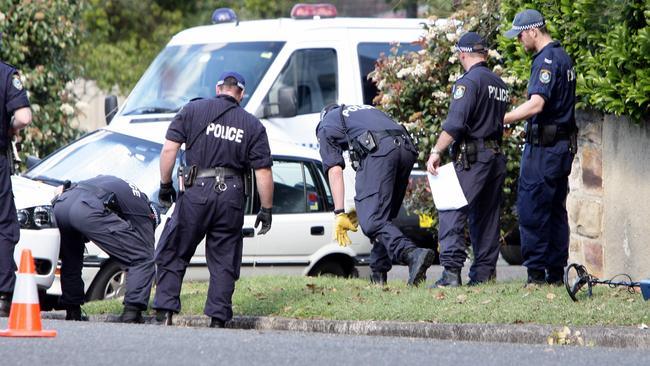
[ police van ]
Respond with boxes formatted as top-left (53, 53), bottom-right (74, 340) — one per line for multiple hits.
top-left (20, 4), bottom-right (435, 301)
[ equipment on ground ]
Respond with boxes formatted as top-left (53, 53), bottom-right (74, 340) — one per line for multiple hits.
top-left (564, 263), bottom-right (650, 302)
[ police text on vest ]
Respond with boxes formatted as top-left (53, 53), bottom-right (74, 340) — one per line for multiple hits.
top-left (206, 123), bottom-right (244, 143)
top-left (488, 85), bottom-right (509, 102)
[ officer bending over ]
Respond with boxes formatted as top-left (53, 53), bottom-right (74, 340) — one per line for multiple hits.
top-left (154, 71), bottom-right (273, 328)
top-left (52, 175), bottom-right (159, 322)
top-left (0, 60), bottom-right (32, 317)
top-left (503, 10), bottom-right (577, 286)
top-left (317, 104), bottom-right (435, 286)
top-left (426, 32), bottom-right (508, 287)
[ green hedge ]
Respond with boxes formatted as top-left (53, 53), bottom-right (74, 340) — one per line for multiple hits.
top-left (499, 0), bottom-right (650, 121)
top-left (0, 1), bottom-right (83, 161)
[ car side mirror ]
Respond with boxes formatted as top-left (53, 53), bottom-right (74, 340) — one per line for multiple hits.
top-left (277, 87), bottom-right (297, 118)
top-left (104, 95), bottom-right (118, 125)
top-left (25, 155), bottom-right (41, 170)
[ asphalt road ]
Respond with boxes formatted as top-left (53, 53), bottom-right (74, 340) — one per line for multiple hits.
top-left (0, 319), bottom-right (646, 366)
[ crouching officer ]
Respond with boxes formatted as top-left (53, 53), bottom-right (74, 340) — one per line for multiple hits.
top-left (0, 60), bottom-right (32, 317)
top-left (317, 104), bottom-right (435, 286)
top-left (51, 175), bottom-right (159, 322)
top-left (153, 71), bottom-right (274, 328)
top-left (426, 32), bottom-right (508, 287)
top-left (504, 10), bottom-right (577, 286)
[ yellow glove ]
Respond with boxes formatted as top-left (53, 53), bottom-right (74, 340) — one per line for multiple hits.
top-left (348, 209), bottom-right (359, 227)
top-left (334, 212), bottom-right (359, 247)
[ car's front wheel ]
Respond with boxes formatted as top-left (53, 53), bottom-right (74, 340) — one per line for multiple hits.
top-left (87, 261), bottom-right (126, 301)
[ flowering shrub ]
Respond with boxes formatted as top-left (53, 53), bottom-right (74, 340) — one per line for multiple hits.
top-left (0, 1), bottom-right (83, 163)
top-left (370, 1), bottom-right (526, 241)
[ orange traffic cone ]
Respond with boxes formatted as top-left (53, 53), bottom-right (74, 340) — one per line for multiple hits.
top-left (0, 249), bottom-right (57, 337)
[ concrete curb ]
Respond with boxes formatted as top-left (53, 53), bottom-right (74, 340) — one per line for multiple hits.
top-left (42, 312), bottom-right (650, 349)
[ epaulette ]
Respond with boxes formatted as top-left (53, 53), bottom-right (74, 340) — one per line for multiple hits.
top-left (189, 97), bottom-right (204, 102)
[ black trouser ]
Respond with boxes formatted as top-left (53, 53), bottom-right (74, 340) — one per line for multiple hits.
top-left (153, 176), bottom-right (245, 322)
top-left (53, 189), bottom-right (155, 308)
top-left (0, 156), bottom-right (19, 294)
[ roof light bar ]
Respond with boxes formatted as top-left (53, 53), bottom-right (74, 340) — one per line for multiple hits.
top-left (290, 3), bottom-right (337, 19)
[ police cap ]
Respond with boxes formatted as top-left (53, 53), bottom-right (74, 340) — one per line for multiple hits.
top-left (320, 103), bottom-right (339, 122)
top-left (455, 32), bottom-right (488, 54)
top-left (504, 9), bottom-right (545, 39)
top-left (217, 71), bottom-right (246, 90)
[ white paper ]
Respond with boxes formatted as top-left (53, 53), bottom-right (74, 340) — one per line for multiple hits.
top-left (427, 163), bottom-right (468, 210)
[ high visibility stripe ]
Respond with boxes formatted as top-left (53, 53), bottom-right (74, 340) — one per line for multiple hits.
top-left (12, 273), bottom-right (39, 304)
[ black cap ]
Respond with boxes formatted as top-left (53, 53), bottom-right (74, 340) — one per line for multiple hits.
top-left (455, 32), bottom-right (488, 53)
top-left (320, 103), bottom-right (339, 122)
top-left (504, 9), bottom-right (545, 39)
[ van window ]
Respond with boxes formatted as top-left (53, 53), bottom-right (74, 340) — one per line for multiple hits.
top-left (122, 42), bottom-right (284, 115)
top-left (357, 42), bottom-right (421, 105)
top-left (266, 49), bottom-right (338, 116)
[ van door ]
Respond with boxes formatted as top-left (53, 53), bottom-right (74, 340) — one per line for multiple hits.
top-left (258, 40), bottom-right (353, 149)
top-left (242, 158), bottom-right (332, 264)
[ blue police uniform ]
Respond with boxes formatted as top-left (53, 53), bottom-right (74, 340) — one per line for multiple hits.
top-left (436, 61), bottom-right (509, 284)
top-left (517, 41), bottom-right (576, 282)
top-left (317, 105), bottom-right (434, 283)
top-left (0, 62), bottom-right (30, 300)
top-left (53, 175), bottom-right (156, 309)
top-left (153, 94), bottom-right (272, 323)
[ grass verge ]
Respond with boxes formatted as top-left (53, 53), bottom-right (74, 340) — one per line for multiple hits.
top-left (83, 276), bottom-right (649, 327)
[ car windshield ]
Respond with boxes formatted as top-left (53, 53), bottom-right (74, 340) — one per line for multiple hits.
top-left (24, 130), bottom-right (169, 201)
top-left (121, 42), bottom-right (285, 115)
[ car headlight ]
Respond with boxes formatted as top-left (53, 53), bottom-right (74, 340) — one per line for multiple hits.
top-left (17, 205), bottom-right (57, 229)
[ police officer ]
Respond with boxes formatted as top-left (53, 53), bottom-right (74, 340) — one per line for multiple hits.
top-left (426, 32), bottom-right (509, 287)
top-left (0, 61), bottom-right (32, 317)
top-left (503, 10), bottom-right (577, 286)
top-left (317, 104), bottom-right (435, 286)
top-left (52, 175), bottom-right (159, 322)
top-left (153, 71), bottom-right (273, 328)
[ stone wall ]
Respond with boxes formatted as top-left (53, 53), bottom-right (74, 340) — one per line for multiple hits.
top-left (568, 110), bottom-right (650, 279)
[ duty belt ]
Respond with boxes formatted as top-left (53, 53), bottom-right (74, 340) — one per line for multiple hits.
top-left (372, 129), bottom-right (407, 140)
top-left (196, 167), bottom-right (242, 179)
top-left (179, 165), bottom-right (242, 192)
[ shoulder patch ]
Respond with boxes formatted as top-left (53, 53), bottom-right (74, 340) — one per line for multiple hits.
top-left (12, 76), bottom-right (23, 91)
top-left (539, 69), bottom-right (552, 84)
top-left (453, 85), bottom-right (466, 100)
top-left (544, 58), bottom-right (553, 64)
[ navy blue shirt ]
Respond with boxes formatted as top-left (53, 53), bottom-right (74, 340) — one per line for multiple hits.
top-left (81, 175), bottom-right (154, 238)
top-left (442, 62), bottom-right (509, 141)
top-left (1, 62), bottom-right (30, 151)
top-left (527, 41), bottom-right (576, 126)
top-left (166, 95), bottom-right (272, 172)
top-left (316, 105), bottom-right (403, 172)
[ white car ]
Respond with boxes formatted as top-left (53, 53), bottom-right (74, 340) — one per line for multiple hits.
top-left (11, 175), bottom-right (60, 291)
top-left (23, 121), bottom-right (372, 301)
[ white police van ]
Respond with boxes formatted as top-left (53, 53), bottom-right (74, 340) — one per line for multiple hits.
top-left (20, 4), bottom-right (434, 301)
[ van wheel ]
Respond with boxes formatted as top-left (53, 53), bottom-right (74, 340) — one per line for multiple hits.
top-left (310, 260), bottom-right (346, 277)
top-left (87, 261), bottom-right (126, 301)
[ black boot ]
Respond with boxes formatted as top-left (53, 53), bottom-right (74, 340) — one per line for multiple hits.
top-left (400, 247), bottom-right (435, 286)
top-left (65, 305), bottom-right (88, 321)
top-left (431, 268), bottom-right (462, 288)
top-left (118, 304), bottom-right (144, 324)
top-left (154, 309), bottom-right (174, 326)
top-left (525, 268), bottom-right (546, 287)
top-left (0, 293), bottom-right (11, 317)
top-left (546, 267), bottom-right (564, 286)
top-left (370, 271), bottom-right (388, 286)
top-left (209, 317), bottom-right (226, 328)
top-left (467, 269), bottom-right (496, 286)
